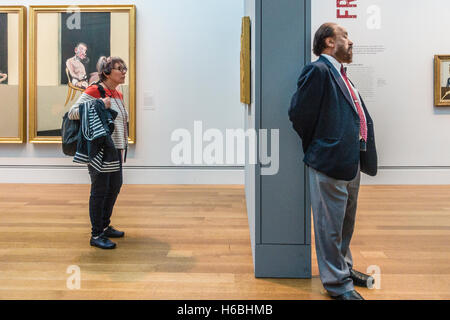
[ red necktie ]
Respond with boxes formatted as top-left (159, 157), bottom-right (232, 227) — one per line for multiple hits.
top-left (340, 65), bottom-right (367, 142)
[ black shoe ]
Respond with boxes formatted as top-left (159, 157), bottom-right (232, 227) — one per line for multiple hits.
top-left (103, 226), bottom-right (125, 238)
top-left (350, 269), bottom-right (375, 288)
top-left (331, 290), bottom-right (364, 300)
top-left (90, 235), bottom-right (116, 249)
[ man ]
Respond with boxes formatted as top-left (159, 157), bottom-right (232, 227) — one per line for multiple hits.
top-left (288, 23), bottom-right (378, 300)
top-left (66, 43), bottom-right (90, 89)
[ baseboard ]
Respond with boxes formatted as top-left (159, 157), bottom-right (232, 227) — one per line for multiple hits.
top-left (361, 167), bottom-right (450, 185)
top-left (2, 166), bottom-right (450, 185)
top-left (0, 165), bottom-right (245, 184)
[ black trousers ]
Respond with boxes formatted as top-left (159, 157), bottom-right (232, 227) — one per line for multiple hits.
top-left (88, 150), bottom-right (123, 237)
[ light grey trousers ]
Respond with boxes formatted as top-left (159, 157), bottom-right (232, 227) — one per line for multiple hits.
top-left (308, 165), bottom-right (361, 296)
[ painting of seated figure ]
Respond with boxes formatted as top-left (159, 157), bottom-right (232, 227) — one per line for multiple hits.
top-left (29, 5), bottom-right (136, 143)
top-left (0, 6), bottom-right (26, 143)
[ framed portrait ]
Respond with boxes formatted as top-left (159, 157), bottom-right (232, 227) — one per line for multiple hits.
top-left (0, 6), bottom-right (27, 143)
top-left (29, 5), bottom-right (136, 143)
top-left (240, 16), bottom-right (251, 105)
top-left (434, 55), bottom-right (450, 107)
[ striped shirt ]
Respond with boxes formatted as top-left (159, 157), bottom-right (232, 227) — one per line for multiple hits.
top-left (68, 84), bottom-right (128, 150)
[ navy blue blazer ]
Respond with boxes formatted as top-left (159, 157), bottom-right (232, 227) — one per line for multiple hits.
top-left (288, 55), bottom-right (377, 181)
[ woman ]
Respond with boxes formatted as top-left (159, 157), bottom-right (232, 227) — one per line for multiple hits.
top-left (69, 56), bottom-right (129, 249)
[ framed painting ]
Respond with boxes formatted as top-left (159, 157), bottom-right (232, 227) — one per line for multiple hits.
top-left (434, 55), bottom-right (450, 107)
top-left (240, 16), bottom-right (251, 105)
top-left (0, 6), bottom-right (27, 143)
top-left (29, 5), bottom-right (136, 143)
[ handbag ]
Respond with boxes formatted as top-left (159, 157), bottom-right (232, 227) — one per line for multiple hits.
top-left (61, 112), bottom-right (80, 156)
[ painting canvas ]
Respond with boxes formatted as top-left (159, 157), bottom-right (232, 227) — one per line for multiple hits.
top-left (434, 55), bottom-right (450, 106)
top-left (0, 13), bottom-right (8, 86)
top-left (0, 6), bottom-right (26, 143)
top-left (240, 16), bottom-right (251, 105)
top-left (29, 5), bottom-right (136, 143)
top-left (61, 12), bottom-right (110, 89)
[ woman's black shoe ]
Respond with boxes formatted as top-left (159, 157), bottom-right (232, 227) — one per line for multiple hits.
top-left (90, 235), bottom-right (116, 249)
top-left (103, 226), bottom-right (125, 238)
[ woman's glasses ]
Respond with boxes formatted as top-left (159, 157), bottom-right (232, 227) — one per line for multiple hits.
top-left (112, 66), bottom-right (128, 73)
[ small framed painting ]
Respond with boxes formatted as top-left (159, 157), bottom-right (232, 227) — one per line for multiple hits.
top-left (434, 55), bottom-right (450, 106)
top-left (240, 16), bottom-right (251, 105)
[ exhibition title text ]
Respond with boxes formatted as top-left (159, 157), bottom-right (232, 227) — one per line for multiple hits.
top-left (337, 0), bottom-right (357, 19)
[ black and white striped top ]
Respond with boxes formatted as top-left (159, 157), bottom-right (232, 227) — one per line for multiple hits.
top-left (68, 84), bottom-right (128, 150)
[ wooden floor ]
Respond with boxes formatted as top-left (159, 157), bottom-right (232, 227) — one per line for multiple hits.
top-left (0, 184), bottom-right (449, 300)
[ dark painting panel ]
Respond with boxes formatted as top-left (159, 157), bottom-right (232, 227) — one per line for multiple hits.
top-left (60, 12), bottom-right (111, 86)
top-left (0, 13), bottom-right (8, 85)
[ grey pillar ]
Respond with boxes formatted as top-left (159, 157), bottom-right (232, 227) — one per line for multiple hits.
top-left (244, 0), bottom-right (312, 278)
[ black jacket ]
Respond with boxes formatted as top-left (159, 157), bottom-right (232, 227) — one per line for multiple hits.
top-left (288, 55), bottom-right (377, 181)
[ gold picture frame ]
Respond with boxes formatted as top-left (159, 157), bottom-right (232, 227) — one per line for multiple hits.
top-left (434, 55), bottom-right (450, 107)
top-left (0, 6), bottom-right (27, 143)
top-left (240, 16), bottom-right (251, 105)
top-left (29, 5), bottom-right (136, 143)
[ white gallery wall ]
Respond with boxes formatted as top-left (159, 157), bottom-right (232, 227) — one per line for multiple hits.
top-left (0, 0), bottom-right (245, 184)
top-left (312, 0), bottom-right (450, 184)
top-left (2, 0), bottom-right (450, 185)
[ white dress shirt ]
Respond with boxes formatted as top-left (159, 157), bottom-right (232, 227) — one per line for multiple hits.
top-left (321, 54), bottom-right (363, 111)
top-left (321, 54), bottom-right (366, 138)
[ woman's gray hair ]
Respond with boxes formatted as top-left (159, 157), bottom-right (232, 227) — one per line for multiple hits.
top-left (97, 56), bottom-right (127, 82)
